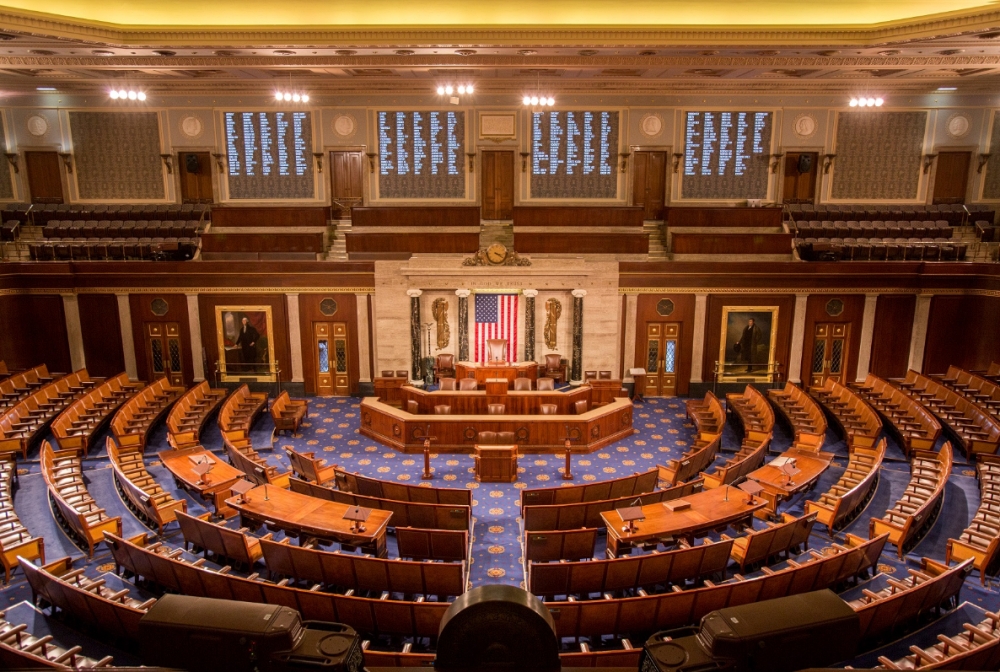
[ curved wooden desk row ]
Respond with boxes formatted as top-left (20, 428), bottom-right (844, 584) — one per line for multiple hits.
top-left (51, 372), bottom-right (140, 454)
top-left (852, 373), bottom-right (942, 456)
top-left (805, 439), bottom-right (885, 534)
top-left (110, 377), bottom-right (185, 451)
top-left (520, 468), bottom-right (657, 509)
top-left (0, 455), bottom-right (43, 583)
top-left (360, 396), bottom-right (634, 453)
top-left (0, 364), bottom-right (55, 412)
top-left (0, 368), bottom-right (97, 459)
top-left (876, 602), bottom-right (1000, 670)
top-left (809, 377), bottom-right (883, 448)
top-left (768, 382), bottom-right (827, 451)
top-left (334, 466), bottom-right (471, 507)
top-left (897, 370), bottom-right (1000, 457)
top-left (166, 380), bottom-right (228, 444)
top-left (937, 365), bottom-right (1000, 419)
top-left (947, 454), bottom-right (1000, 584)
top-left (398, 384), bottom-right (606, 416)
top-left (104, 530), bottom-right (886, 640)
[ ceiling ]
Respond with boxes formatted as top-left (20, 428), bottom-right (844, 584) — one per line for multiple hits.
top-left (3, 2), bottom-right (1000, 97)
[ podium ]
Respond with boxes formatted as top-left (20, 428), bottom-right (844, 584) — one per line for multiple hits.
top-left (474, 445), bottom-right (518, 483)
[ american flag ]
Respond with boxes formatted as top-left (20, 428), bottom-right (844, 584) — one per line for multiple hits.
top-left (475, 293), bottom-right (518, 363)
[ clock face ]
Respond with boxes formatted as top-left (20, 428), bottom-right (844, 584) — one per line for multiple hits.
top-left (486, 243), bottom-right (508, 264)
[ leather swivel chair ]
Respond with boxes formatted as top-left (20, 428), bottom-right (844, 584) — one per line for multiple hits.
top-left (406, 400), bottom-right (419, 414)
top-left (486, 339), bottom-right (508, 363)
top-left (459, 379), bottom-right (479, 391)
top-left (478, 431), bottom-right (498, 445)
top-left (497, 431), bottom-right (516, 444)
top-left (539, 404), bottom-right (558, 415)
top-left (536, 377), bottom-right (555, 391)
top-left (434, 405), bottom-right (451, 415)
top-left (395, 370), bottom-right (408, 379)
top-left (513, 377), bottom-right (532, 391)
top-left (439, 377), bottom-right (458, 391)
top-left (543, 354), bottom-right (566, 383)
top-left (488, 404), bottom-right (506, 415)
top-left (434, 354), bottom-right (456, 382)
top-left (380, 370), bottom-right (394, 378)
top-left (598, 371), bottom-right (612, 379)
top-left (584, 371), bottom-right (597, 381)
top-left (574, 400), bottom-right (588, 415)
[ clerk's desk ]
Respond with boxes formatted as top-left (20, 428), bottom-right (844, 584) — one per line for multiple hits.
top-left (226, 484), bottom-right (393, 557)
top-left (600, 485), bottom-right (765, 557)
top-left (455, 361), bottom-right (538, 387)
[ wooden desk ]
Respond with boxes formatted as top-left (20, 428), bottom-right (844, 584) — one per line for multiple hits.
top-left (747, 451), bottom-right (832, 517)
top-left (588, 379), bottom-right (625, 406)
top-left (600, 485), bottom-right (764, 557)
top-left (629, 368), bottom-right (646, 402)
top-left (226, 484), bottom-right (393, 557)
top-left (158, 446), bottom-right (244, 519)
top-left (373, 377), bottom-right (407, 407)
top-left (474, 445), bottom-right (518, 482)
top-left (455, 362), bottom-right (538, 387)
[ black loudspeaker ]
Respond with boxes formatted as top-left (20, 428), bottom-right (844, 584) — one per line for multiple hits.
top-left (138, 594), bottom-right (363, 672)
top-left (435, 585), bottom-right (561, 672)
top-left (640, 590), bottom-right (859, 672)
top-left (185, 153), bottom-right (201, 174)
top-left (797, 153), bottom-right (813, 175)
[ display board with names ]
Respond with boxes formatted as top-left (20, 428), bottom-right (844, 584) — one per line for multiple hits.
top-left (531, 111), bottom-right (619, 198)
top-left (377, 111), bottom-right (466, 198)
top-left (681, 111), bottom-right (773, 199)
top-left (224, 111), bottom-right (314, 199)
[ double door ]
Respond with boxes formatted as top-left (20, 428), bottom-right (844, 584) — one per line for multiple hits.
top-left (644, 322), bottom-right (680, 397)
top-left (145, 322), bottom-right (184, 386)
top-left (314, 322), bottom-right (350, 396)
top-left (632, 151), bottom-right (667, 220)
top-left (25, 151), bottom-right (64, 204)
top-left (481, 151), bottom-right (514, 220)
top-left (330, 151), bottom-right (365, 219)
top-left (809, 323), bottom-right (850, 387)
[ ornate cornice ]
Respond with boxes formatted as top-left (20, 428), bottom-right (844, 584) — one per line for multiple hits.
top-left (0, 286), bottom-right (375, 296)
top-left (618, 287), bottom-right (1000, 297)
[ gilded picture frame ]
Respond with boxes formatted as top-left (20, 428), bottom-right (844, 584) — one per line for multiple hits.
top-left (216, 305), bottom-right (277, 382)
top-left (717, 306), bottom-right (779, 381)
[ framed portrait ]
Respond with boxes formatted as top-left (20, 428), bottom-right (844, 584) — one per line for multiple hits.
top-left (216, 305), bottom-right (277, 382)
top-left (717, 306), bottom-right (779, 381)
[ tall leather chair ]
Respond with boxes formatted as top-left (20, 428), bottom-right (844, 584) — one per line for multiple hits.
top-left (584, 371), bottom-right (597, 381)
top-left (434, 353), bottom-right (456, 382)
top-left (497, 431), bottom-right (516, 444)
top-left (536, 377), bottom-right (555, 391)
top-left (574, 400), bottom-right (588, 415)
top-left (598, 371), bottom-right (612, 379)
top-left (539, 404), bottom-right (558, 415)
top-left (380, 370), bottom-right (394, 377)
top-left (486, 339), bottom-right (508, 363)
top-left (488, 404), bottom-right (505, 415)
top-left (434, 405), bottom-right (451, 415)
top-left (439, 377), bottom-right (458, 391)
top-left (513, 377), bottom-right (532, 391)
top-left (478, 431), bottom-right (497, 445)
top-left (406, 400), bottom-right (419, 414)
top-left (395, 370), bottom-right (409, 378)
top-left (543, 354), bottom-right (566, 383)
top-left (459, 378), bottom-right (478, 391)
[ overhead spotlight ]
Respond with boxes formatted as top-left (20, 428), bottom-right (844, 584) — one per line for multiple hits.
top-left (866, 97), bottom-right (875, 106)
top-left (275, 92), bottom-right (284, 100)
top-left (137, 92), bottom-right (146, 101)
top-left (301, 94), bottom-right (309, 102)
top-left (523, 96), bottom-right (531, 105)
top-left (119, 89), bottom-right (128, 99)
top-left (466, 85), bottom-right (473, 94)
top-left (437, 86), bottom-right (445, 95)
top-left (530, 96), bottom-right (539, 105)
top-left (127, 91), bottom-right (137, 100)
top-left (874, 97), bottom-right (884, 106)
top-left (849, 98), bottom-right (857, 106)
top-left (445, 85), bottom-right (454, 94)
top-left (292, 93), bottom-right (300, 102)
top-left (457, 85), bottom-right (466, 94)
top-left (109, 90), bottom-right (119, 99)
top-left (547, 97), bottom-right (555, 106)
top-left (283, 92), bottom-right (292, 101)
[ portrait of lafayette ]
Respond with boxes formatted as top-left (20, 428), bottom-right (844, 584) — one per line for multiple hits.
top-left (216, 306), bottom-right (276, 381)
top-left (718, 307), bottom-right (778, 380)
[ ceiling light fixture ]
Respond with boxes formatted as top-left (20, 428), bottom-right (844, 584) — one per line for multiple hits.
top-left (849, 96), bottom-right (884, 108)
top-left (436, 83), bottom-right (474, 105)
top-left (109, 89), bottom-right (146, 101)
top-left (274, 91), bottom-right (310, 103)
top-left (937, 86), bottom-right (957, 91)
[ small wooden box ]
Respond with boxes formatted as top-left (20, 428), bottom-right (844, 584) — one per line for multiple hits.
top-left (662, 499), bottom-right (691, 512)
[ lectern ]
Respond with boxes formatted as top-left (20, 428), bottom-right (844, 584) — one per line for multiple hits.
top-left (474, 445), bottom-right (518, 482)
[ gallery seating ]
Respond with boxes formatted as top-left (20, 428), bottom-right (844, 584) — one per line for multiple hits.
top-left (875, 605), bottom-right (1000, 669)
top-left (175, 510), bottom-right (269, 568)
top-left (726, 512), bottom-right (816, 573)
top-left (50, 372), bottom-right (139, 454)
top-left (0, 454), bottom-right (43, 584)
top-left (270, 391), bottom-right (309, 434)
top-left (29, 236), bottom-right (201, 262)
top-left (222, 432), bottom-right (290, 488)
top-left (217, 384), bottom-right (268, 437)
top-left (395, 527), bottom-right (470, 564)
top-left (40, 441), bottom-right (122, 557)
top-left (768, 382), bottom-right (828, 451)
top-left (851, 373), bottom-right (942, 455)
top-left (165, 381), bottom-right (228, 444)
top-left (524, 527), bottom-right (598, 564)
top-left (285, 447), bottom-right (337, 486)
top-left (0, 606), bottom-right (116, 669)
top-left (0, 368), bottom-right (97, 459)
top-left (806, 439), bottom-right (886, 534)
top-left (870, 443), bottom-right (952, 559)
top-left (784, 202), bottom-right (992, 227)
top-left (30, 202), bottom-right (209, 226)
top-left (809, 377), bottom-right (883, 447)
top-left (107, 437), bottom-right (187, 535)
top-left (946, 454), bottom-right (1000, 584)
top-left (110, 377), bottom-right (185, 451)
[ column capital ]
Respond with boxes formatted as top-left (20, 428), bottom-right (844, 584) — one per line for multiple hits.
top-left (406, 289), bottom-right (423, 298)
top-left (522, 289), bottom-right (538, 298)
top-left (455, 289), bottom-right (471, 298)
top-left (571, 289), bottom-right (587, 298)
top-left (285, 291), bottom-right (300, 297)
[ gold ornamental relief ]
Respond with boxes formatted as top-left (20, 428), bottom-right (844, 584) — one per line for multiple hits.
top-left (432, 297), bottom-right (451, 349)
top-left (544, 298), bottom-right (561, 350)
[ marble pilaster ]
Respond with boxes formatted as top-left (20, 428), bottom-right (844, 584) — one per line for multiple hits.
top-left (456, 289), bottom-right (470, 362)
top-left (571, 289), bottom-right (586, 384)
top-left (185, 293), bottom-right (205, 382)
top-left (690, 293), bottom-right (708, 383)
top-left (285, 293), bottom-right (304, 383)
top-left (788, 294), bottom-right (810, 384)
top-left (855, 294), bottom-right (878, 382)
top-left (622, 294), bottom-right (637, 381)
top-left (908, 294), bottom-right (933, 373)
top-left (116, 293), bottom-right (138, 380)
top-left (407, 289), bottom-right (423, 382)
top-left (355, 293), bottom-right (372, 383)
top-left (61, 293), bottom-right (86, 371)
top-left (522, 289), bottom-right (537, 362)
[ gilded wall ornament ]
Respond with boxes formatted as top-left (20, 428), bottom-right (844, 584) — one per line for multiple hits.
top-left (462, 245), bottom-right (531, 266)
top-left (544, 298), bottom-right (562, 350)
top-left (432, 297), bottom-right (451, 349)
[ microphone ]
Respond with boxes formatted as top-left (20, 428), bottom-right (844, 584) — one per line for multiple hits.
top-left (631, 497), bottom-right (641, 507)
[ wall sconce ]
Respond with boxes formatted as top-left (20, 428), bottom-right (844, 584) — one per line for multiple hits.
top-left (978, 153), bottom-right (992, 173)
top-left (312, 152), bottom-right (324, 173)
top-left (922, 153), bottom-right (938, 174)
top-left (672, 152), bottom-right (684, 174)
top-left (58, 152), bottom-right (74, 174)
top-left (3, 153), bottom-right (18, 174)
top-left (520, 151), bottom-right (531, 173)
top-left (159, 154), bottom-right (173, 174)
top-left (211, 153), bottom-right (225, 174)
top-left (619, 152), bottom-right (631, 173)
top-left (770, 153), bottom-right (785, 173)
top-left (822, 154), bottom-right (837, 175)
top-left (365, 152), bottom-right (378, 174)
top-left (467, 152), bottom-right (476, 173)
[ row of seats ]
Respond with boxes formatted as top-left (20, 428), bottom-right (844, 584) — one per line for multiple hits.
top-left (789, 220), bottom-right (955, 239)
top-left (110, 377), bottom-right (186, 451)
top-left (108, 437), bottom-right (188, 535)
top-left (43, 219), bottom-right (202, 239)
top-left (937, 365), bottom-right (1000, 421)
top-left (727, 511), bottom-right (816, 573)
top-left (947, 454), bottom-right (1000, 585)
top-left (520, 468), bottom-right (658, 509)
top-left (796, 239), bottom-right (968, 262)
top-left (270, 391), bottom-right (309, 435)
top-left (805, 439), bottom-right (885, 534)
top-left (656, 392), bottom-right (723, 486)
top-left (217, 384), bottom-right (268, 438)
top-left (0, 369), bottom-right (98, 460)
top-left (876, 604), bottom-right (1000, 669)
top-left (166, 381), bottom-right (228, 445)
top-left (896, 370), bottom-right (1000, 457)
top-left (334, 466), bottom-right (473, 507)
top-left (29, 238), bottom-right (200, 262)
top-left (809, 377), bottom-right (883, 447)
top-left (223, 431), bottom-right (290, 488)
top-left (0, 604), bottom-right (115, 669)
top-left (286, 447), bottom-right (337, 486)
top-left (50, 372), bottom-right (139, 454)
top-left (768, 382), bottom-right (827, 451)
top-left (0, 364), bottom-right (55, 412)
top-left (438, 376), bottom-right (558, 391)
top-left (852, 373), bottom-right (942, 456)
top-left (784, 202), bottom-right (994, 225)
top-left (0, 455), bottom-right (43, 584)
top-left (706, 386), bottom-right (774, 489)
top-left (28, 203), bottom-right (209, 226)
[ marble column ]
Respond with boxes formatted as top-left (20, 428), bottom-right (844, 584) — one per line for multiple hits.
top-left (522, 289), bottom-right (538, 362)
top-left (690, 293), bottom-right (708, 383)
top-left (622, 294), bottom-right (637, 382)
top-left (61, 293), bottom-right (86, 371)
top-left (407, 289), bottom-right (423, 382)
top-left (788, 294), bottom-right (810, 384)
top-left (855, 294), bottom-right (879, 382)
top-left (185, 293), bottom-right (205, 382)
top-left (908, 294), bottom-right (933, 373)
top-left (355, 293), bottom-right (372, 383)
top-left (286, 293), bottom-right (304, 383)
top-left (571, 289), bottom-right (586, 384)
top-left (455, 289), bottom-right (470, 362)
top-left (116, 293), bottom-right (138, 380)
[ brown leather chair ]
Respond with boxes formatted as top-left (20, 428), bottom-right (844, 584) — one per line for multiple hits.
top-left (380, 370), bottom-right (394, 377)
top-left (406, 400), bottom-right (419, 414)
top-left (497, 431), bottom-right (516, 444)
top-left (513, 377), bottom-right (532, 391)
top-left (543, 354), bottom-right (566, 383)
top-left (459, 378), bottom-right (479, 391)
top-left (488, 404), bottom-right (505, 415)
top-left (574, 400), bottom-right (588, 415)
top-left (598, 370), bottom-right (612, 379)
top-left (434, 353), bottom-right (456, 382)
top-left (439, 377), bottom-right (457, 391)
top-left (486, 339), bottom-right (508, 363)
top-left (584, 370), bottom-right (597, 381)
top-left (395, 370), bottom-right (408, 378)
top-left (536, 377), bottom-right (555, 391)
top-left (478, 431), bottom-right (497, 444)
top-left (434, 405), bottom-right (451, 415)
top-left (539, 404), bottom-right (558, 415)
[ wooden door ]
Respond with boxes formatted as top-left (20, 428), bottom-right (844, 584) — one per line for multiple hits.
top-left (481, 151), bottom-right (514, 220)
top-left (782, 152), bottom-right (819, 204)
top-left (644, 322), bottom-right (680, 397)
top-left (178, 151), bottom-right (214, 204)
top-left (25, 151), bottom-right (63, 204)
top-left (632, 151), bottom-right (667, 220)
top-left (330, 151), bottom-right (364, 219)
top-left (145, 322), bottom-right (184, 387)
top-left (314, 322), bottom-right (350, 396)
top-left (809, 323), bottom-right (850, 387)
top-left (932, 151), bottom-right (971, 205)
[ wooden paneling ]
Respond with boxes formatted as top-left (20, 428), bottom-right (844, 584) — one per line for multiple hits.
top-left (330, 151), bottom-right (364, 219)
top-left (632, 151), bottom-right (667, 221)
top-left (634, 294), bottom-right (696, 395)
top-left (924, 295), bottom-right (1000, 374)
top-left (0, 294), bottom-right (70, 372)
top-left (210, 207), bottom-right (329, 228)
top-left (77, 293), bottom-right (125, 378)
top-left (178, 151), bottom-right (214, 204)
top-left (345, 232), bottom-right (480, 258)
top-left (703, 294), bottom-right (797, 383)
top-left (198, 294), bottom-right (291, 387)
top-left (782, 152), bottom-right (818, 204)
top-left (481, 151), bottom-right (514, 220)
top-left (932, 151), bottom-right (971, 205)
top-left (200, 231), bottom-right (324, 259)
top-left (671, 233), bottom-right (792, 255)
top-left (299, 294), bottom-right (361, 396)
top-left (129, 294), bottom-right (193, 385)
top-left (798, 295), bottom-right (866, 384)
top-left (25, 151), bottom-right (63, 204)
top-left (513, 206), bottom-right (643, 227)
top-left (870, 295), bottom-right (916, 379)
top-left (351, 207), bottom-right (480, 227)
top-left (513, 231), bottom-right (648, 255)
top-left (665, 207), bottom-right (783, 228)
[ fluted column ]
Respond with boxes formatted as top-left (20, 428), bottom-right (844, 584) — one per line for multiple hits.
top-left (407, 289), bottom-right (423, 381)
top-left (522, 289), bottom-right (538, 362)
top-left (455, 289), bottom-right (471, 362)
top-left (571, 289), bottom-right (586, 384)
